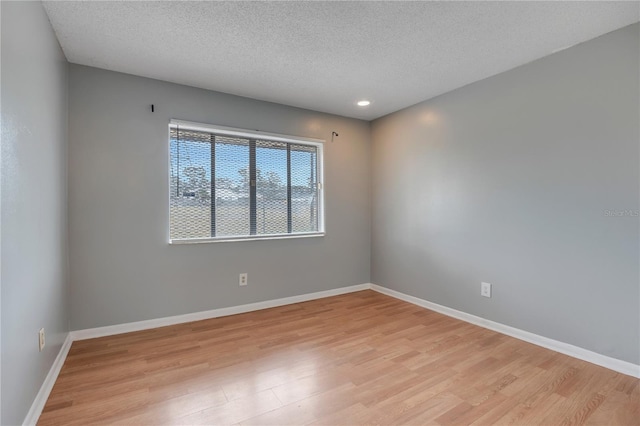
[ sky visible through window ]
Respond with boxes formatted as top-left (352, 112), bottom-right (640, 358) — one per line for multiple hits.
top-left (170, 139), bottom-right (314, 187)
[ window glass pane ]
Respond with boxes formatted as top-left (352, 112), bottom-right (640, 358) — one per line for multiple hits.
top-left (214, 136), bottom-right (250, 237)
top-left (170, 129), bottom-right (212, 239)
top-left (169, 123), bottom-right (322, 242)
top-left (255, 140), bottom-right (288, 235)
top-left (291, 145), bottom-right (318, 233)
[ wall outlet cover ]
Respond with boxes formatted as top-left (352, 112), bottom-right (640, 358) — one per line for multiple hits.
top-left (38, 328), bottom-right (45, 351)
top-left (481, 282), bottom-right (492, 298)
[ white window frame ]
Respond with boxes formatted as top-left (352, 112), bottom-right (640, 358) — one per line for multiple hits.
top-left (168, 119), bottom-right (325, 244)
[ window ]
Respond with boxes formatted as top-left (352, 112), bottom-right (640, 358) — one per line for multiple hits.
top-left (169, 120), bottom-right (324, 243)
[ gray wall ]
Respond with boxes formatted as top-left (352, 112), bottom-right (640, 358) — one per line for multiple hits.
top-left (1, 2), bottom-right (69, 424)
top-left (371, 24), bottom-right (640, 364)
top-left (67, 65), bottom-right (371, 330)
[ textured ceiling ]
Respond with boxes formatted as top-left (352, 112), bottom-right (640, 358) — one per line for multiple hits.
top-left (43, 1), bottom-right (639, 120)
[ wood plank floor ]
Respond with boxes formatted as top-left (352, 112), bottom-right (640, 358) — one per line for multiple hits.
top-left (39, 291), bottom-right (639, 425)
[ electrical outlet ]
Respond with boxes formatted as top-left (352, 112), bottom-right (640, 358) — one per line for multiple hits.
top-left (39, 328), bottom-right (45, 352)
top-left (239, 273), bottom-right (248, 286)
top-left (481, 282), bottom-right (492, 298)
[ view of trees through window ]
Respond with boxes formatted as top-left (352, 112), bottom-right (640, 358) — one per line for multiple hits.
top-left (169, 127), bottom-right (320, 240)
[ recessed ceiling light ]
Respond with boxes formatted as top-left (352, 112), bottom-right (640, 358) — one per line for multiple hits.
top-left (357, 100), bottom-right (371, 107)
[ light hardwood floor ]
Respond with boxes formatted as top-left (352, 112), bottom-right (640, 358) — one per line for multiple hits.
top-left (39, 291), bottom-right (639, 425)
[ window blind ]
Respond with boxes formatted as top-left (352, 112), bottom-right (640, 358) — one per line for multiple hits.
top-left (169, 123), bottom-right (322, 242)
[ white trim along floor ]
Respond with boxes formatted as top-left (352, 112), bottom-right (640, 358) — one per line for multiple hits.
top-left (23, 283), bottom-right (640, 425)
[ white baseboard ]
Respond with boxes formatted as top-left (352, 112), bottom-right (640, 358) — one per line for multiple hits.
top-left (23, 281), bottom-right (639, 426)
top-left (25, 284), bottom-right (369, 424)
top-left (369, 284), bottom-right (640, 379)
top-left (71, 283), bottom-right (370, 341)
top-left (23, 332), bottom-right (73, 426)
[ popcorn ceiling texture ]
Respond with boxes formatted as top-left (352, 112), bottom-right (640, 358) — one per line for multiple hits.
top-left (43, 1), bottom-right (638, 120)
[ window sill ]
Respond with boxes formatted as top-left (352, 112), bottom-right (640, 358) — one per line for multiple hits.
top-left (169, 232), bottom-right (325, 245)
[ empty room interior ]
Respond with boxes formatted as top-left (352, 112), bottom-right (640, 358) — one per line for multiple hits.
top-left (2, 1), bottom-right (640, 425)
